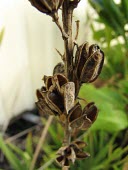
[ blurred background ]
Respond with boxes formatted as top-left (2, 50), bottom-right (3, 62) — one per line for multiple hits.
top-left (0, 0), bottom-right (128, 170)
top-left (0, 0), bottom-right (88, 129)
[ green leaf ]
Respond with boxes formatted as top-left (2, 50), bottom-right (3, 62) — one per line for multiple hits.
top-left (89, 0), bottom-right (125, 36)
top-left (79, 84), bottom-right (128, 132)
top-left (26, 132), bottom-right (33, 157)
top-left (0, 28), bottom-right (4, 45)
top-left (8, 143), bottom-right (31, 169)
top-left (121, 0), bottom-right (128, 20)
top-left (0, 136), bottom-right (23, 170)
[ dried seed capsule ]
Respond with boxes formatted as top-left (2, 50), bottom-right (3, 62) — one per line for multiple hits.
top-left (43, 75), bottom-right (53, 90)
top-left (53, 62), bottom-right (65, 75)
top-left (28, 0), bottom-right (64, 15)
top-left (83, 102), bottom-right (98, 123)
top-left (73, 141), bottom-right (87, 149)
top-left (68, 102), bottom-right (98, 130)
top-left (80, 45), bottom-right (104, 83)
top-left (36, 89), bottom-right (57, 115)
top-left (75, 151), bottom-right (90, 159)
top-left (52, 74), bottom-right (68, 91)
top-left (68, 103), bottom-right (82, 123)
top-left (62, 82), bottom-right (75, 114)
top-left (75, 42), bottom-right (89, 78)
top-left (46, 90), bottom-right (64, 115)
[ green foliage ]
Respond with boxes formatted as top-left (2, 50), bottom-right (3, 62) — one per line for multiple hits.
top-left (87, 0), bottom-right (128, 132)
top-left (71, 131), bottom-right (128, 170)
top-left (0, 136), bottom-right (32, 170)
top-left (89, 0), bottom-right (128, 79)
top-left (89, 0), bottom-right (127, 38)
top-left (0, 28), bottom-right (4, 45)
top-left (79, 84), bottom-right (128, 132)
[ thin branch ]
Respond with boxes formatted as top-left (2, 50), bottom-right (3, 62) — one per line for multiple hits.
top-left (62, 120), bottom-right (71, 146)
top-left (52, 12), bottom-right (68, 40)
top-left (55, 48), bottom-right (63, 57)
top-left (30, 116), bottom-right (53, 170)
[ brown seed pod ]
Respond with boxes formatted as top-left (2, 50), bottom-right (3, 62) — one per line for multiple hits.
top-left (36, 89), bottom-right (56, 115)
top-left (36, 100), bottom-right (55, 115)
top-left (73, 141), bottom-right (87, 149)
top-left (75, 42), bottom-right (89, 78)
top-left (53, 62), bottom-right (65, 75)
top-left (83, 102), bottom-right (98, 124)
top-left (68, 102), bottom-right (98, 130)
top-left (43, 75), bottom-right (53, 90)
top-left (62, 82), bottom-right (75, 114)
top-left (80, 45), bottom-right (104, 83)
top-left (28, 0), bottom-right (64, 15)
top-left (46, 90), bottom-right (64, 115)
top-left (68, 103), bottom-right (83, 129)
top-left (75, 151), bottom-right (90, 159)
top-left (52, 74), bottom-right (68, 92)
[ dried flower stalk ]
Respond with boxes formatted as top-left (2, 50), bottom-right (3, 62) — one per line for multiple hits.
top-left (28, 0), bottom-right (104, 169)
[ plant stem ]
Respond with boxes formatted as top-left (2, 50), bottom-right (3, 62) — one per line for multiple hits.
top-left (62, 0), bottom-right (74, 81)
top-left (52, 12), bottom-right (68, 40)
top-left (63, 119), bottom-right (71, 146)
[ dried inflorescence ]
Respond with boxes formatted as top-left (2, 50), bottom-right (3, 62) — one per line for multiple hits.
top-left (74, 42), bottom-right (104, 95)
top-left (56, 141), bottom-right (90, 167)
top-left (36, 44), bottom-right (104, 167)
top-left (29, 0), bottom-right (105, 168)
top-left (36, 73), bottom-right (98, 130)
top-left (36, 74), bottom-right (75, 120)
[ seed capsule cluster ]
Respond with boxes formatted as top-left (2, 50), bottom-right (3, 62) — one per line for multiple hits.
top-left (28, 0), bottom-right (104, 168)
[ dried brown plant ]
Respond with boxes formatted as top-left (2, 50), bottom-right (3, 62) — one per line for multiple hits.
top-left (28, 0), bottom-right (104, 169)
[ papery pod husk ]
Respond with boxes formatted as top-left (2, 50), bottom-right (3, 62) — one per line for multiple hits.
top-left (68, 102), bottom-right (95, 130)
top-left (76, 151), bottom-right (90, 159)
top-left (56, 146), bottom-right (70, 167)
top-left (36, 89), bottom-right (46, 100)
top-left (75, 42), bottom-right (89, 78)
top-left (73, 141), bottom-right (87, 149)
top-left (53, 74), bottom-right (68, 88)
top-left (56, 156), bottom-right (70, 167)
top-left (36, 89), bottom-right (57, 115)
top-left (29, 0), bottom-right (64, 15)
top-left (80, 47), bottom-right (104, 83)
top-left (68, 102), bottom-right (82, 125)
top-left (53, 62), bottom-right (65, 75)
top-left (83, 102), bottom-right (98, 123)
top-left (80, 116), bottom-right (92, 130)
top-left (67, 147), bottom-right (76, 163)
top-left (56, 146), bottom-right (76, 166)
top-left (70, 114), bottom-right (92, 130)
top-left (36, 89), bottom-right (48, 103)
top-left (43, 75), bottom-right (53, 90)
top-left (61, 82), bottom-right (75, 114)
top-left (36, 100), bottom-right (55, 115)
top-left (88, 44), bottom-right (100, 57)
top-left (56, 155), bottom-right (64, 165)
top-left (69, 115), bottom-right (85, 129)
top-left (63, 158), bottom-right (70, 167)
top-left (46, 90), bottom-right (64, 115)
